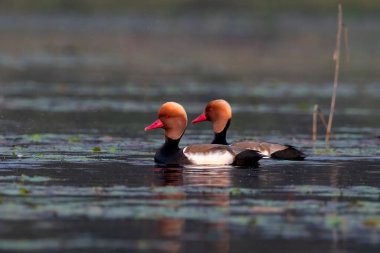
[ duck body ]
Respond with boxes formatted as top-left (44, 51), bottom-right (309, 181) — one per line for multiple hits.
top-left (183, 144), bottom-right (262, 166)
top-left (146, 102), bottom-right (263, 167)
top-left (192, 99), bottom-right (306, 161)
top-left (154, 141), bottom-right (262, 166)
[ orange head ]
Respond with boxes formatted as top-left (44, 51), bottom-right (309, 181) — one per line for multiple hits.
top-left (145, 102), bottom-right (188, 140)
top-left (192, 99), bottom-right (232, 133)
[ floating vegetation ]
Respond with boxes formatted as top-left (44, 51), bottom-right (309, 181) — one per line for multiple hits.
top-left (67, 136), bottom-right (80, 143)
top-left (18, 188), bottom-right (30, 196)
top-left (92, 146), bottom-right (102, 153)
top-left (28, 134), bottom-right (43, 142)
top-left (0, 175), bottom-right (50, 183)
top-left (108, 147), bottom-right (117, 154)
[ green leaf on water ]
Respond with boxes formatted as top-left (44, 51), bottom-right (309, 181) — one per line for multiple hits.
top-left (92, 147), bottom-right (101, 152)
top-left (67, 136), bottom-right (81, 143)
top-left (314, 148), bottom-right (337, 155)
top-left (108, 147), bottom-right (117, 154)
top-left (12, 146), bottom-right (23, 152)
top-left (20, 174), bottom-right (27, 183)
top-left (19, 188), bottom-right (30, 196)
top-left (35, 153), bottom-right (45, 159)
top-left (20, 174), bottom-right (50, 183)
top-left (229, 188), bottom-right (241, 196)
top-left (29, 134), bottom-right (42, 142)
top-left (325, 215), bottom-right (343, 228)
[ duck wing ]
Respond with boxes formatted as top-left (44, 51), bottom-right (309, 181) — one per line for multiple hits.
top-left (232, 141), bottom-right (306, 160)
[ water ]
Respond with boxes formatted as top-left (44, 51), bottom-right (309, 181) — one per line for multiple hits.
top-left (0, 81), bottom-right (379, 253)
top-left (0, 14), bottom-right (380, 253)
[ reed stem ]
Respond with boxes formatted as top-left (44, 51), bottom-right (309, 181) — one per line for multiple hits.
top-left (312, 105), bottom-right (318, 141)
top-left (312, 105), bottom-right (330, 141)
top-left (325, 3), bottom-right (343, 147)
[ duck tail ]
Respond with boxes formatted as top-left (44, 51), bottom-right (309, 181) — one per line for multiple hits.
top-left (271, 145), bottom-right (306, 160)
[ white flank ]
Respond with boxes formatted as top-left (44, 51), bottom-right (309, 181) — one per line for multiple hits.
top-left (259, 150), bottom-right (270, 158)
top-left (183, 150), bottom-right (234, 165)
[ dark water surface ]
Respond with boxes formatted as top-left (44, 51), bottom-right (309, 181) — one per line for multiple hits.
top-left (0, 81), bottom-right (379, 253)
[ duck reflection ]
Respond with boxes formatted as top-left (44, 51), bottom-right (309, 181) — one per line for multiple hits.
top-left (151, 167), bottom-right (184, 253)
top-left (184, 166), bottom-right (231, 253)
top-left (183, 166), bottom-right (232, 187)
top-left (151, 165), bottom-right (233, 253)
top-left (152, 167), bottom-right (183, 186)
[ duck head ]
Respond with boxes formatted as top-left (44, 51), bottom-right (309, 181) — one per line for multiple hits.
top-left (145, 102), bottom-right (188, 140)
top-left (192, 99), bottom-right (232, 134)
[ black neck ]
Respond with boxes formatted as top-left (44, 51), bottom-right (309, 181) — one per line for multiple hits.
top-left (162, 137), bottom-right (181, 151)
top-left (154, 136), bottom-right (182, 165)
top-left (211, 119), bottom-right (230, 145)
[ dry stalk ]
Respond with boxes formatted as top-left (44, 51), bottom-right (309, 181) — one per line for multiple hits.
top-left (312, 105), bottom-right (330, 141)
top-left (312, 105), bottom-right (318, 141)
top-left (318, 108), bottom-right (328, 130)
top-left (325, 3), bottom-right (343, 147)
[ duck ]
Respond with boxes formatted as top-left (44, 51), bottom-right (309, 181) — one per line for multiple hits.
top-left (145, 102), bottom-right (263, 166)
top-left (192, 99), bottom-right (306, 160)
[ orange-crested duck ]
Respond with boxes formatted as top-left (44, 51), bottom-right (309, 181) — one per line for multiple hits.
top-left (192, 99), bottom-right (306, 160)
top-left (145, 102), bottom-right (263, 166)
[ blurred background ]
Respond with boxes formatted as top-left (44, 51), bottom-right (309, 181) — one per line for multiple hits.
top-left (0, 0), bottom-right (379, 84)
top-left (0, 0), bottom-right (379, 135)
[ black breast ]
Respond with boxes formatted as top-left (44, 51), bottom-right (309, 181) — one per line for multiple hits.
top-left (154, 138), bottom-right (190, 166)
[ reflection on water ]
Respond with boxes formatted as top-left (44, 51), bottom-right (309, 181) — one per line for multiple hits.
top-left (152, 168), bottom-right (185, 253)
top-left (152, 166), bottom-right (231, 253)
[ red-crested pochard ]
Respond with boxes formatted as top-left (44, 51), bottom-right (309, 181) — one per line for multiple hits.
top-left (145, 102), bottom-right (263, 166)
top-left (192, 99), bottom-right (306, 160)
